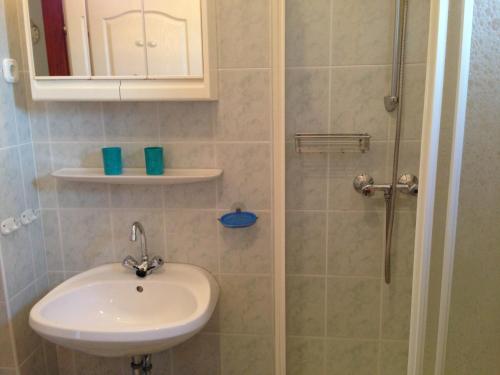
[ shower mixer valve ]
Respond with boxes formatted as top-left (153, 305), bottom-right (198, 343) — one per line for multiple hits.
top-left (353, 173), bottom-right (419, 197)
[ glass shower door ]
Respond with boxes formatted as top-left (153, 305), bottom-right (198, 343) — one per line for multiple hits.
top-left (284, 1), bottom-right (431, 374)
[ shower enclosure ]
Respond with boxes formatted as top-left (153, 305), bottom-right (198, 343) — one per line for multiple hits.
top-left (277, 0), bottom-right (497, 374)
top-left (283, 0), bottom-right (429, 373)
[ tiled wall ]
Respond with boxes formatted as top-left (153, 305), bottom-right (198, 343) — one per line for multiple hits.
top-left (0, 0), bottom-right (51, 374)
top-left (1, 0), bottom-right (275, 374)
top-left (444, 0), bottom-right (500, 373)
top-left (284, 0), bottom-right (429, 374)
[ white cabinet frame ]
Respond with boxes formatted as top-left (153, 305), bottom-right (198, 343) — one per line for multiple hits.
top-left (22, 0), bottom-right (217, 101)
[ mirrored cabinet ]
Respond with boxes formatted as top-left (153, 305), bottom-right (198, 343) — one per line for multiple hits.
top-left (23, 0), bottom-right (217, 101)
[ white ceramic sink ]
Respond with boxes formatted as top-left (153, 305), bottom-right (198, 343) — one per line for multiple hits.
top-left (29, 263), bottom-right (219, 357)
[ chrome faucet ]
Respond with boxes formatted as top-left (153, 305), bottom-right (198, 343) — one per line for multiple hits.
top-left (122, 221), bottom-right (164, 278)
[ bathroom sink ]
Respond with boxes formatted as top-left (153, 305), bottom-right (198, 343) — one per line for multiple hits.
top-left (29, 263), bottom-right (219, 357)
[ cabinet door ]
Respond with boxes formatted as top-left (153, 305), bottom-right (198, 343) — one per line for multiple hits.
top-left (143, 0), bottom-right (203, 77)
top-left (86, 0), bottom-right (146, 76)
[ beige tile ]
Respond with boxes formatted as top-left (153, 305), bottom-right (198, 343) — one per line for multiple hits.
top-left (1, 229), bottom-right (35, 298)
top-left (325, 339), bottom-right (378, 375)
top-left (285, 144), bottom-right (328, 210)
top-left (286, 336), bottom-right (325, 375)
top-left (164, 181), bottom-right (216, 209)
top-left (42, 340), bottom-right (59, 375)
top-left (149, 350), bottom-right (172, 375)
top-left (109, 185), bottom-right (163, 209)
top-left (19, 345), bottom-right (47, 375)
top-left (13, 74), bottom-right (31, 144)
top-left (0, 302), bottom-right (15, 368)
top-left (331, 66), bottom-right (392, 140)
top-left (51, 143), bottom-right (104, 170)
top-left (33, 143), bottom-right (57, 209)
top-left (381, 277), bottom-right (412, 340)
top-left (163, 143), bottom-right (215, 169)
top-left (159, 102), bottom-right (215, 141)
top-left (60, 209), bottom-right (113, 272)
top-left (328, 211), bottom-right (383, 277)
top-left (28, 100), bottom-right (48, 142)
top-left (405, 0), bottom-right (431, 64)
top-left (172, 334), bottom-right (220, 375)
top-left (220, 334), bottom-right (274, 375)
top-left (391, 211), bottom-right (416, 277)
top-left (19, 144), bottom-right (39, 210)
top-left (57, 180), bottom-right (109, 209)
top-left (219, 212), bottom-right (272, 274)
top-left (286, 276), bottom-right (325, 336)
top-left (379, 340), bottom-right (409, 375)
top-left (73, 352), bottom-right (122, 375)
top-left (0, 80), bottom-right (18, 148)
top-left (218, 275), bottom-right (273, 334)
top-left (41, 210), bottom-right (63, 272)
top-left (286, 211), bottom-right (327, 275)
top-left (285, 0), bottom-right (331, 67)
top-left (399, 64), bottom-right (427, 141)
top-left (47, 102), bottom-right (104, 141)
top-left (55, 346), bottom-right (75, 375)
top-left (331, 0), bottom-right (392, 65)
top-left (10, 284), bottom-right (41, 363)
top-left (217, 0), bottom-right (270, 68)
top-left (103, 102), bottom-right (159, 142)
top-left (285, 68), bottom-right (330, 140)
top-left (216, 143), bottom-right (271, 210)
top-left (326, 277), bottom-right (380, 338)
top-left (216, 69), bottom-right (271, 141)
top-left (164, 210), bottom-right (218, 273)
top-left (0, 148), bottom-right (25, 217)
top-left (29, 220), bottom-right (48, 279)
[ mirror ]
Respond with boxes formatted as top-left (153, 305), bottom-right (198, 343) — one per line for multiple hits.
top-left (28, 0), bottom-right (204, 78)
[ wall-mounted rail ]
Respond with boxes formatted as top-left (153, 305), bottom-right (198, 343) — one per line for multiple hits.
top-left (294, 133), bottom-right (371, 153)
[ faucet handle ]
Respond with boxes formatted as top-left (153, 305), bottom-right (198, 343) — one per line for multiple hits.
top-left (122, 256), bottom-right (139, 270)
top-left (148, 256), bottom-right (164, 269)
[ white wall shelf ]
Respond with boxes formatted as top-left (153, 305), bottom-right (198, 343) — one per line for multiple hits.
top-left (52, 168), bottom-right (223, 185)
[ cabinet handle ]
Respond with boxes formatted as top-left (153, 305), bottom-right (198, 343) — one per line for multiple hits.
top-left (147, 41), bottom-right (157, 48)
top-left (135, 40), bottom-right (145, 47)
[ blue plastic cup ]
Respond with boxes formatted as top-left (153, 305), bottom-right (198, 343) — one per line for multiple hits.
top-left (102, 147), bottom-right (123, 175)
top-left (144, 147), bottom-right (164, 175)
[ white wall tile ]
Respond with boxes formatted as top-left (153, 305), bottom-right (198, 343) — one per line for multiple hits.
top-left (216, 69), bottom-right (271, 141)
top-left (285, 0), bottom-right (331, 67)
top-left (219, 212), bottom-right (272, 274)
top-left (326, 277), bottom-right (380, 338)
top-left (286, 211), bottom-right (327, 275)
top-left (286, 276), bottom-right (325, 336)
top-left (218, 275), bottom-right (273, 334)
top-left (59, 209), bottom-right (113, 272)
top-left (164, 210), bottom-right (218, 273)
top-left (217, 0), bottom-right (270, 68)
top-left (216, 143), bottom-right (271, 210)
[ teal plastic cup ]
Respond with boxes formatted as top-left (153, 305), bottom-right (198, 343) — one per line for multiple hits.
top-left (144, 147), bottom-right (164, 175)
top-left (102, 147), bottom-right (123, 175)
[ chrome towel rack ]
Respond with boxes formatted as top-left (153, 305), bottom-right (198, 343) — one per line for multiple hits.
top-left (294, 133), bottom-right (371, 153)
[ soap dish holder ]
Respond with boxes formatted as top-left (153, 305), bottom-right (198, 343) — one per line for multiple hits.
top-left (218, 209), bottom-right (258, 229)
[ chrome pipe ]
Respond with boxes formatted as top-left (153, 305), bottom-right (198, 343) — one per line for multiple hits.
top-left (385, 0), bottom-right (409, 284)
top-left (385, 0), bottom-right (404, 112)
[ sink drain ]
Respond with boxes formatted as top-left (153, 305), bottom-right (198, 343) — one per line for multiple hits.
top-left (136, 286), bottom-right (144, 293)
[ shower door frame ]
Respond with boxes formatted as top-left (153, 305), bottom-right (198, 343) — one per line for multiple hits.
top-left (271, 1), bottom-right (465, 374)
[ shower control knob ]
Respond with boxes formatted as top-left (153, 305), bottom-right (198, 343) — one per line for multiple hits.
top-left (353, 174), bottom-right (375, 197)
top-left (398, 174), bottom-right (419, 196)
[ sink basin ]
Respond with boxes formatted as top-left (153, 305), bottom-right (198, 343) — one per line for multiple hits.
top-left (30, 263), bottom-right (219, 357)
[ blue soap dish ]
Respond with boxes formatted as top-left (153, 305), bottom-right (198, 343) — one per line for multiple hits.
top-left (218, 209), bottom-right (258, 228)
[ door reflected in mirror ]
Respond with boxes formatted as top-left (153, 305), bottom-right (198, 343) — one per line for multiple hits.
top-left (28, 0), bottom-right (204, 78)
